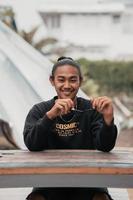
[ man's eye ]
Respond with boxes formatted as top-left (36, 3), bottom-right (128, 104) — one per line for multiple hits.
top-left (58, 79), bottom-right (64, 82)
top-left (71, 79), bottom-right (77, 82)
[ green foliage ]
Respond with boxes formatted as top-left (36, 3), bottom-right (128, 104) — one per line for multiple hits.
top-left (78, 58), bottom-right (133, 96)
top-left (81, 79), bottom-right (99, 97)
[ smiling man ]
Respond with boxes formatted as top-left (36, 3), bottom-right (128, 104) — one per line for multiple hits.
top-left (23, 57), bottom-right (117, 200)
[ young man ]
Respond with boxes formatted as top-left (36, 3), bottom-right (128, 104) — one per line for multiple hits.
top-left (23, 57), bottom-right (117, 200)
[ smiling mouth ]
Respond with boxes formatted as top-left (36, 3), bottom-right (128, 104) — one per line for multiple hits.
top-left (62, 91), bottom-right (72, 94)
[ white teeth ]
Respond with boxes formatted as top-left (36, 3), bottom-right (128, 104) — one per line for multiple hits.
top-left (63, 91), bottom-right (71, 94)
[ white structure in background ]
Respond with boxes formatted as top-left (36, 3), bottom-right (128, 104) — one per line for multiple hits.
top-left (0, 21), bottom-right (54, 149)
top-left (0, 21), bottom-right (87, 149)
top-left (1, 0), bottom-right (133, 60)
top-left (38, 0), bottom-right (133, 60)
top-left (38, 1), bottom-right (124, 46)
top-left (0, 0), bottom-right (47, 43)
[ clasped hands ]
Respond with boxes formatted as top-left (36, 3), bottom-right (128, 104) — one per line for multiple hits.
top-left (46, 96), bottom-right (114, 125)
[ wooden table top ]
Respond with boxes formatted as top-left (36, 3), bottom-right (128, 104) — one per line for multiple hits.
top-left (0, 148), bottom-right (133, 175)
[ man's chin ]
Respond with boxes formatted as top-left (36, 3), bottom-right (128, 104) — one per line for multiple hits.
top-left (59, 94), bottom-right (73, 99)
top-left (62, 95), bottom-right (76, 100)
top-left (62, 96), bottom-right (72, 99)
top-left (58, 91), bottom-right (77, 99)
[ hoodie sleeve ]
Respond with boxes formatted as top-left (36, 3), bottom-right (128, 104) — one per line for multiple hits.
top-left (91, 111), bottom-right (117, 152)
top-left (23, 104), bottom-right (53, 151)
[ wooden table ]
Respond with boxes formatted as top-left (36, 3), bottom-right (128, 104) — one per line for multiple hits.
top-left (0, 148), bottom-right (133, 188)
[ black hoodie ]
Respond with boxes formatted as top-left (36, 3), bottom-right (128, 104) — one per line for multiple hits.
top-left (23, 97), bottom-right (117, 152)
top-left (24, 97), bottom-right (117, 199)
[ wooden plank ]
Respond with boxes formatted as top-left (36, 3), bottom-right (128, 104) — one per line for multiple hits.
top-left (0, 149), bottom-right (133, 174)
top-left (0, 148), bottom-right (132, 188)
top-left (0, 148), bottom-right (133, 167)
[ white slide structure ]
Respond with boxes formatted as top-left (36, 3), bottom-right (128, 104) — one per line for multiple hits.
top-left (0, 21), bottom-right (87, 149)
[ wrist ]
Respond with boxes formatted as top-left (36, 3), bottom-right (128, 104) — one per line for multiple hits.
top-left (104, 115), bottom-right (114, 126)
top-left (46, 111), bottom-right (56, 120)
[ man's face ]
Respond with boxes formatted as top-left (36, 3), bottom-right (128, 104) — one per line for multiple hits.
top-left (50, 65), bottom-right (81, 100)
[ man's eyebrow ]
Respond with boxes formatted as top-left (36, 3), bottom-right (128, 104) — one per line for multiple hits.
top-left (57, 75), bottom-right (78, 79)
top-left (57, 76), bottom-right (65, 78)
top-left (70, 76), bottom-right (78, 79)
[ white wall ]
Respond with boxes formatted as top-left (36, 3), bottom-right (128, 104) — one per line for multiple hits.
top-left (61, 14), bottom-right (114, 46)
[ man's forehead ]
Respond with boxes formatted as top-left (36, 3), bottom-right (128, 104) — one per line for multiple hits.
top-left (56, 74), bottom-right (79, 78)
top-left (55, 65), bottom-right (79, 74)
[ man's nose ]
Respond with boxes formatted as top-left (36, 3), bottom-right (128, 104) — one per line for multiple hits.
top-left (64, 81), bottom-right (71, 88)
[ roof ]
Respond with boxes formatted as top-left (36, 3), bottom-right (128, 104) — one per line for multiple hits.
top-left (38, 3), bottom-right (125, 14)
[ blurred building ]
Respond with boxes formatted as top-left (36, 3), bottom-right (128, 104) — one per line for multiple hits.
top-left (38, 0), bottom-right (133, 60)
top-left (39, 2), bottom-right (123, 46)
top-left (1, 0), bottom-right (133, 60)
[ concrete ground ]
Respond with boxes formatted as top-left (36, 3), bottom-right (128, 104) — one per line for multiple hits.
top-left (116, 128), bottom-right (133, 200)
top-left (116, 128), bottom-right (133, 147)
top-left (0, 188), bottom-right (32, 200)
top-left (0, 188), bottom-right (129, 200)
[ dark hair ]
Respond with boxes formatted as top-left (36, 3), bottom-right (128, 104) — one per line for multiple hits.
top-left (51, 56), bottom-right (82, 80)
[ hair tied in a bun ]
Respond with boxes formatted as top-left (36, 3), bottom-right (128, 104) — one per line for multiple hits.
top-left (57, 56), bottom-right (73, 61)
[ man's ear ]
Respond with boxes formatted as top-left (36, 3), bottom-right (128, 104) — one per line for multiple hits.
top-left (49, 76), bottom-right (55, 86)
